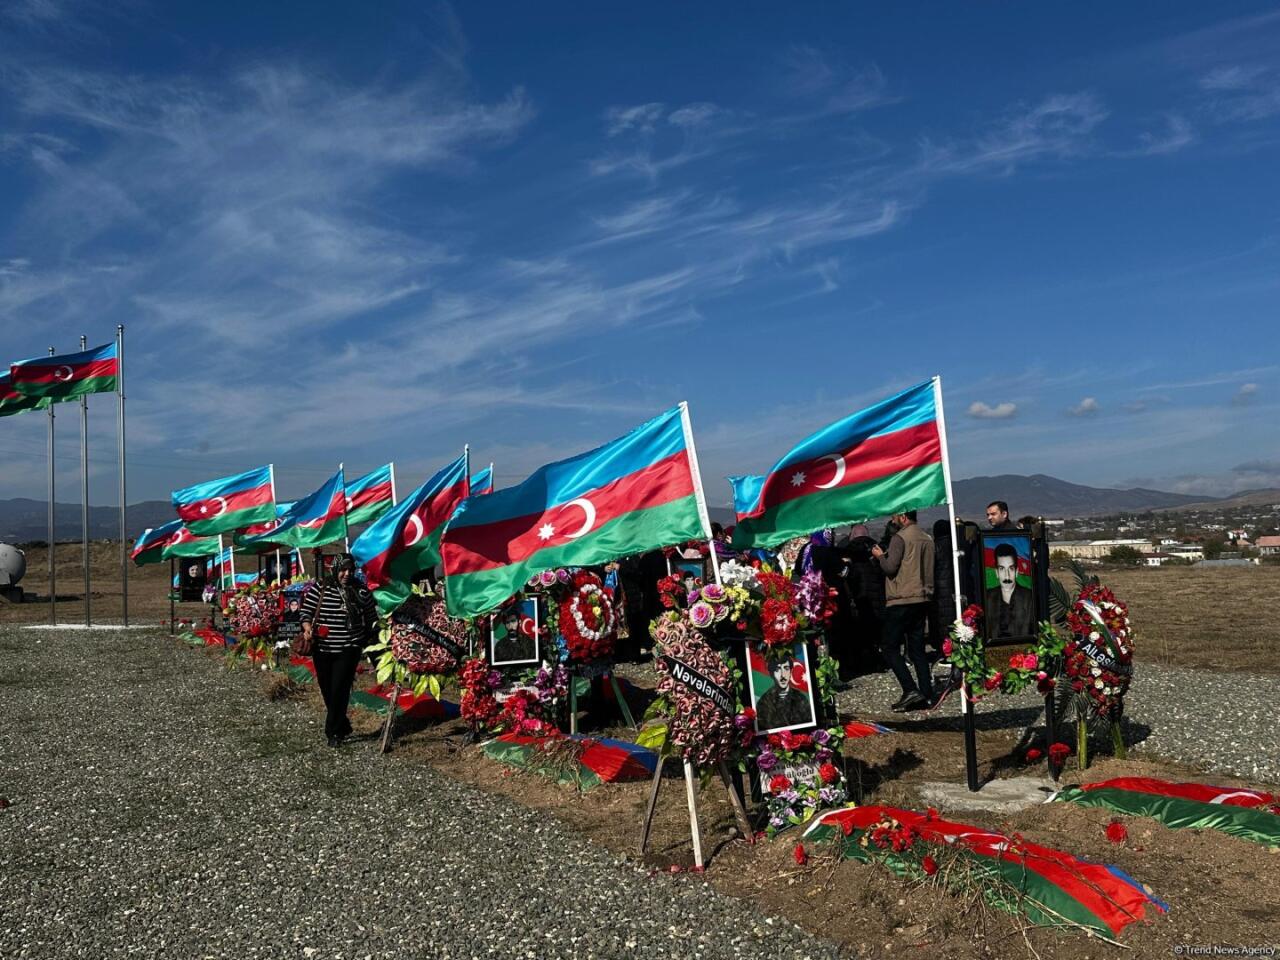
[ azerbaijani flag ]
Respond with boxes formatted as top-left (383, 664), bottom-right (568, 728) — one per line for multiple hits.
top-left (730, 379), bottom-right (947, 549)
top-left (172, 465), bottom-right (276, 536)
top-left (804, 806), bottom-right (1167, 938)
top-left (352, 452), bottom-right (470, 613)
top-left (1053, 778), bottom-right (1280, 847)
top-left (10, 341), bottom-right (118, 402)
top-left (0, 372), bottom-right (50, 417)
top-left (345, 464), bottom-right (396, 526)
top-left (442, 405), bottom-right (709, 619)
top-left (131, 519), bottom-right (182, 566)
top-left (160, 524), bottom-right (221, 559)
top-left (469, 465), bottom-right (494, 497)
top-left (242, 469), bottom-right (346, 549)
top-left (233, 501), bottom-right (295, 550)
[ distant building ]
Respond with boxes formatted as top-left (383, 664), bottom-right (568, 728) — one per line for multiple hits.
top-left (1143, 553), bottom-right (1174, 567)
top-left (1197, 558), bottom-right (1261, 568)
top-left (1257, 535), bottom-right (1280, 557)
top-left (1049, 539), bottom-right (1153, 560)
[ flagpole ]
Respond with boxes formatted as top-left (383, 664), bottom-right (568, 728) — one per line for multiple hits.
top-left (933, 375), bottom-right (978, 792)
top-left (46, 346), bottom-right (57, 626)
top-left (339, 462), bottom-right (349, 552)
top-left (275, 548), bottom-right (281, 584)
top-left (117, 324), bottom-right (128, 626)
top-left (389, 462), bottom-right (398, 506)
top-left (488, 462), bottom-right (494, 492)
top-left (677, 401), bottom-right (721, 586)
top-left (79, 335), bottom-right (91, 627)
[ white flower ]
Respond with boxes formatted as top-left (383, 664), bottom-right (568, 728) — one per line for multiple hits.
top-left (1094, 679), bottom-right (1104, 688)
top-left (1091, 667), bottom-right (1101, 676)
top-left (1089, 631), bottom-right (1100, 641)
top-left (719, 560), bottom-right (759, 590)
top-left (955, 623), bottom-right (975, 643)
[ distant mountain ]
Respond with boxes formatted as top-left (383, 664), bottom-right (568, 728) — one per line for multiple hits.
top-left (0, 498), bottom-right (175, 543)
top-left (1154, 488), bottom-right (1280, 513)
top-left (950, 474), bottom-right (1208, 519)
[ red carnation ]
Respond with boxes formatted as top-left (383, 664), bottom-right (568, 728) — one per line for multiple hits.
top-left (1048, 742), bottom-right (1072, 767)
top-left (316, 625), bottom-right (329, 637)
top-left (1024, 747), bottom-right (1043, 763)
top-left (818, 762), bottom-right (840, 785)
top-left (921, 855), bottom-right (938, 876)
top-left (793, 843), bottom-right (808, 866)
top-left (1105, 820), bottom-right (1128, 844)
top-left (769, 774), bottom-right (792, 793)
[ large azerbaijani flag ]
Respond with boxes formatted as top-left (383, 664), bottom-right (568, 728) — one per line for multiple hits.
top-left (10, 341), bottom-right (118, 402)
top-left (442, 405), bottom-right (710, 619)
top-left (352, 452), bottom-right (470, 613)
top-left (1054, 778), bottom-right (1280, 847)
top-left (172, 465), bottom-right (276, 536)
top-left (344, 464), bottom-right (396, 526)
top-left (160, 524), bottom-right (221, 560)
top-left (131, 519), bottom-right (183, 566)
top-left (243, 468), bottom-right (346, 549)
top-left (730, 379), bottom-right (948, 549)
top-left (0, 372), bottom-right (51, 417)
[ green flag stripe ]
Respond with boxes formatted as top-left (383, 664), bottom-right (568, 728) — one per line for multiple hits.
top-left (185, 503), bottom-right (277, 537)
top-left (347, 501), bottom-right (392, 526)
top-left (1054, 786), bottom-right (1280, 847)
top-left (267, 515), bottom-right (347, 550)
top-left (18, 375), bottom-right (118, 400)
top-left (447, 494), bottom-right (705, 618)
top-left (733, 462), bottom-right (946, 549)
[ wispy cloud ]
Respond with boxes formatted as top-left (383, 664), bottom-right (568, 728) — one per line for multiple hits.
top-left (967, 401), bottom-right (1018, 420)
top-left (778, 47), bottom-right (897, 117)
top-left (1232, 382), bottom-right (1259, 406)
top-left (1067, 397), bottom-right (1100, 417)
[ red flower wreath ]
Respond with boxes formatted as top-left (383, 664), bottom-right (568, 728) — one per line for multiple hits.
top-left (558, 570), bottom-right (617, 662)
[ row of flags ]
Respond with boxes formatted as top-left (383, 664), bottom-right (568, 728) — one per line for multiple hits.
top-left (135, 378), bottom-right (953, 623)
top-left (0, 341), bottom-right (121, 415)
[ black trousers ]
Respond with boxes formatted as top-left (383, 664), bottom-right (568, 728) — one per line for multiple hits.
top-left (313, 647), bottom-right (361, 739)
top-left (880, 602), bottom-right (933, 699)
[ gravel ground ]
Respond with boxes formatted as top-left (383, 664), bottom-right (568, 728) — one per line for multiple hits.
top-left (834, 659), bottom-right (1280, 783)
top-left (0, 628), bottom-right (840, 960)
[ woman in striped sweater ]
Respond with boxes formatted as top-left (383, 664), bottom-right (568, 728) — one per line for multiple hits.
top-left (299, 555), bottom-right (379, 747)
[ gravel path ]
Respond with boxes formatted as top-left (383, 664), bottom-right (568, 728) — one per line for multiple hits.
top-left (0, 628), bottom-right (839, 960)
top-left (834, 659), bottom-right (1280, 783)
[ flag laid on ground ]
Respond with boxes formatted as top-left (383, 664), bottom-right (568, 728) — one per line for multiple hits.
top-left (442, 405), bottom-right (710, 619)
top-left (242, 468), bottom-right (346, 549)
top-left (351, 452), bottom-right (469, 613)
top-left (469, 465), bottom-right (494, 497)
top-left (9, 341), bottom-right (118, 402)
top-left (730, 379), bottom-right (947, 549)
top-left (482, 732), bottom-right (658, 790)
top-left (804, 805), bottom-right (1166, 937)
top-left (131, 519), bottom-right (183, 566)
top-left (233, 501), bottom-right (295, 550)
top-left (0, 372), bottom-right (50, 417)
top-left (1053, 777), bottom-right (1280, 847)
top-left (345, 464), bottom-right (396, 526)
top-left (160, 524), bottom-right (220, 559)
top-left (350, 683), bottom-right (460, 721)
top-left (172, 465), bottom-right (276, 536)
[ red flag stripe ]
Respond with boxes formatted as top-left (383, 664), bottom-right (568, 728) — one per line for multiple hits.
top-left (442, 451), bottom-right (695, 576)
top-left (1081, 777), bottom-right (1274, 808)
top-left (12, 358), bottom-right (119, 385)
top-left (745, 420), bottom-right (942, 518)
top-left (176, 483), bottom-right (274, 522)
top-left (363, 478), bottom-right (468, 587)
top-left (349, 480), bottom-right (393, 508)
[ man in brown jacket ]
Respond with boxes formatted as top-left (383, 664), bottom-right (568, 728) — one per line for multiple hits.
top-left (872, 510), bottom-right (935, 711)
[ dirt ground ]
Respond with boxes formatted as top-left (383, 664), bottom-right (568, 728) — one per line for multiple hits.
top-left (7, 544), bottom-right (1279, 675)
top-left (244, 648), bottom-right (1277, 960)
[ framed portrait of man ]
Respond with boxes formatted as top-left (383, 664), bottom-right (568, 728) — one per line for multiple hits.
top-left (979, 531), bottom-right (1038, 647)
top-left (746, 640), bottom-right (818, 735)
top-left (489, 596), bottom-right (541, 667)
top-left (674, 559), bottom-right (706, 586)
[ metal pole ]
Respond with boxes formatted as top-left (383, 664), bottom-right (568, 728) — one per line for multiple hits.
top-left (117, 325), bottom-right (128, 626)
top-left (80, 335), bottom-right (90, 627)
top-left (677, 401), bottom-right (722, 586)
top-left (169, 558), bottom-right (175, 635)
top-left (47, 346), bottom-right (57, 625)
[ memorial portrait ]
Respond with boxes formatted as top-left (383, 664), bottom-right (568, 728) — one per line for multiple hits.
top-left (746, 641), bottom-right (817, 735)
top-left (980, 532), bottom-right (1038, 645)
top-left (490, 597), bottom-right (541, 667)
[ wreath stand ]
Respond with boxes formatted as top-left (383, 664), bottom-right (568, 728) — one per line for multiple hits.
top-left (567, 663), bottom-right (637, 734)
top-left (638, 755), bottom-right (754, 869)
top-left (378, 680), bottom-right (402, 754)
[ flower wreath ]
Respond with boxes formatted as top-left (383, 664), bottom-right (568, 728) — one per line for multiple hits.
top-left (651, 616), bottom-right (747, 767)
top-left (1062, 583), bottom-right (1134, 718)
top-left (369, 587), bottom-right (472, 700)
top-left (557, 570), bottom-right (617, 662)
top-left (755, 723), bottom-right (853, 837)
top-left (458, 656), bottom-right (569, 735)
top-left (227, 584), bottom-right (283, 640)
top-left (946, 604), bottom-right (1066, 699)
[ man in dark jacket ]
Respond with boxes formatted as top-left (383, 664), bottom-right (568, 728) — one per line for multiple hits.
top-left (985, 501), bottom-right (1019, 531)
top-left (984, 542), bottom-right (1035, 639)
top-left (842, 524), bottom-right (885, 679)
top-left (872, 511), bottom-right (935, 711)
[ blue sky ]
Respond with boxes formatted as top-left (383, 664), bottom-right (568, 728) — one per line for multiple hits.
top-left (1, 1), bottom-right (1277, 509)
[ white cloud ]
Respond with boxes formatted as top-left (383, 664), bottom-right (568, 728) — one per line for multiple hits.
top-left (1232, 382), bottom-right (1259, 405)
top-left (967, 401), bottom-right (1018, 420)
top-left (1068, 397), bottom-right (1100, 417)
top-left (603, 103), bottom-right (666, 137)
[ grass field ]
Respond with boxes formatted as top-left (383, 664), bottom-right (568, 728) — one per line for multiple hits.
top-left (4, 543), bottom-right (1278, 674)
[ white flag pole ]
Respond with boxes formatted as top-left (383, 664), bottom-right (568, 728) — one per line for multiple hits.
top-left (677, 401), bottom-right (721, 586)
top-left (275, 548), bottom-right (281, 584)
top-left (117, 324), bottom-right (128, 625)
top-left (46, 346), bottom-right (57, 626)
top-left (488, 462), bottom-right (494, 493)
top-left (389, 461), bottom-right (398, 506)
top-left (79, 335), bottom-right (90, 627)
top-left (339, 462), bottom-right (349, 552)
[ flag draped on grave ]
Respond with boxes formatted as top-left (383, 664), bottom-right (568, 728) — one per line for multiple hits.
top-left (160, 524), bottom-right (220, 560)
top-left (469, 465), bottom-right (494, 497)
top-left (0, 372), bottom-right (51, 417)
top-left (242, 469), bottom-right (346, 549)
top-left (9, 341), bottom-right (119, 402)
top-left (730, 379), bottom-right (947, 549)
top-left (345, 464), bottom-right (396, 526)
top-left (172, 465), bottom-right (276, 536)
top-left (352, 452), bottom-right (470, 613)
top-left (804, 806), bottom-right (1167, 938)
top-left (482, 732), bottom-right (658, 790)
top-left (1053, 777), bottom-right (1280, 847)
top-left (131, 519), bottom-right (182, 566)
top-left (442, 405), bottom-right (709, 619)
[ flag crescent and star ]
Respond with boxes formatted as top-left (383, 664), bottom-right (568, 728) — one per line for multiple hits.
top-left (54, 365), bottom-right (73, 381)
top-left (404, 514), bottom-right (425, 547)
top-left (201, 497), bottom-right (228, 518)
top-left (537, 497), bottom-right (596, 542)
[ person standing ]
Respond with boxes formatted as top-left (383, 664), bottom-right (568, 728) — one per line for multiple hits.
top-left (842, 524), bottom-right (886, 679)
top-left (871, 510), bottom-right (935, 711)
top-left (298, 554), bottom-right (378, 747)
top-left (985, 501), bottom-right (1019, 531)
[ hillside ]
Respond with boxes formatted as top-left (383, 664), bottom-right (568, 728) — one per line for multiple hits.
top-left (951, 474), bottom-right (1208, 518)
top-left (1154, 488), bottom-right (1280, 513)
top-left (0, 498), bottom-right (174, 543)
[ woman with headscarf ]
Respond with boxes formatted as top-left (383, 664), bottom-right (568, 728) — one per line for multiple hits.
top-left (297, 554), bottom-right (379, 747)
